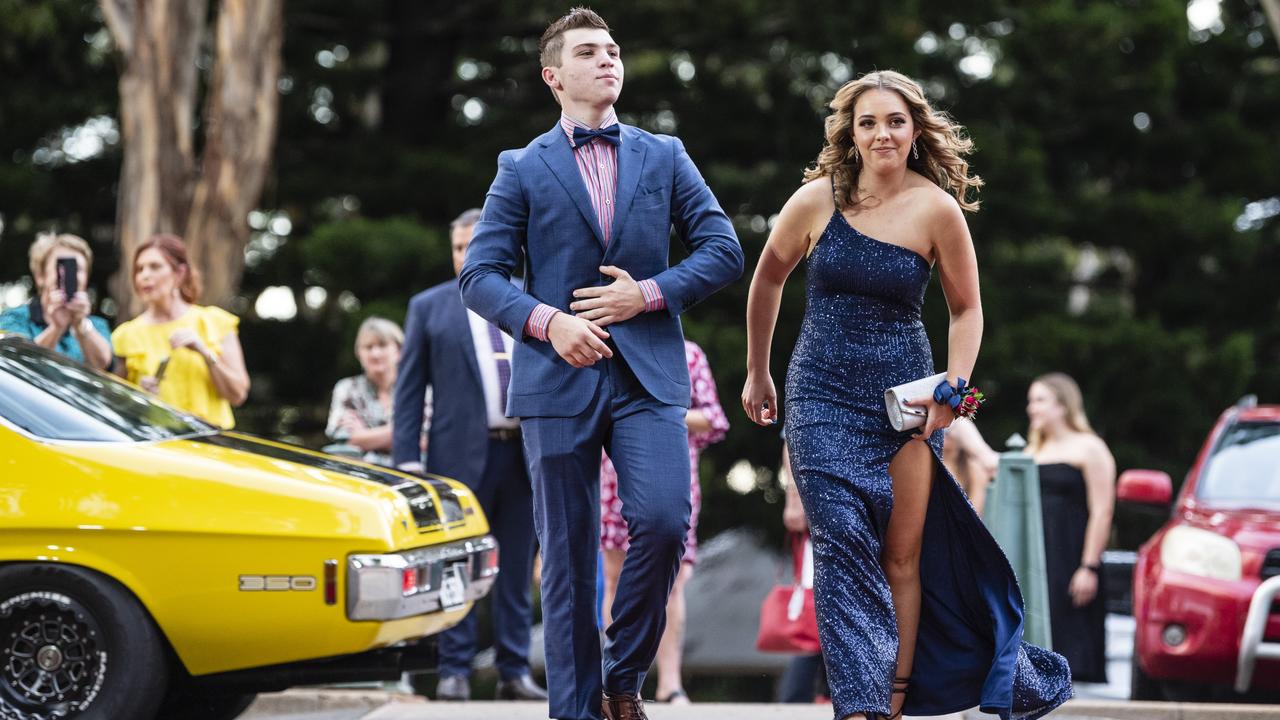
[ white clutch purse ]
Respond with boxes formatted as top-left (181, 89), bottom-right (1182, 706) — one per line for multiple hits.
top-left (884, 372), bottom-right (947, 432)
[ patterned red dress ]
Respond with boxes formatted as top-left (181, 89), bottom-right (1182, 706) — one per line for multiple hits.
top-left (600, 340), bottom-right (728, 564)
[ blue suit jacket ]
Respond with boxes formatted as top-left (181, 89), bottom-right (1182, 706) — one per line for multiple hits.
top-left (391, 278), bottom-right (489, 483)
top-left (459, 122), bottom-right (743, 418)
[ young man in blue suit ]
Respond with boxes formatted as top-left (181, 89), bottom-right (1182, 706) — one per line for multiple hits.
top-left (459, 8), bottom-right (742, 719)
top-left (393, 209), bottom-right (545, 702)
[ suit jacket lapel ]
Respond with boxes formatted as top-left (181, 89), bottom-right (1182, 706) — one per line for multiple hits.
top-left (538, 125), bottom-right (606, 249)
top-left (606, 125), bottom-right (646, 254)
top-left (445, 280), bottom-right (483, 390)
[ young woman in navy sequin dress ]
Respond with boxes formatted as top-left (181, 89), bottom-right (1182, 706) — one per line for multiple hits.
top-left (743, 71), bottom-right (1072, 720)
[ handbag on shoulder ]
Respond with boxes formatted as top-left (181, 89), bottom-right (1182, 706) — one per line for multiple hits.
top-left (755, 532), bottom-right (821, 654)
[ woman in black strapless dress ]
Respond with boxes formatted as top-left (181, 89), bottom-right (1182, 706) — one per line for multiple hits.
top-left (744, 70), bottom-right (1071, 720)
top-left (1026, 373), bottom-right (1117, 683)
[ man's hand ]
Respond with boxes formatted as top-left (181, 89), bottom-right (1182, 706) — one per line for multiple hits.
top-left (547, 313), bottom-right (612, 368)
top-left (570, 266), bottom-right (645, 327)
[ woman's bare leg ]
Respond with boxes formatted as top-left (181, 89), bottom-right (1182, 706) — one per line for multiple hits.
top-left (882, 440), bottom-right (935, 716)
top-left (601, 548), bottom-right (626, 627)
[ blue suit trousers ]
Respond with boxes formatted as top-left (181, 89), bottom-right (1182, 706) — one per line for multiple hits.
top-left (522, 351), bottom-right (691, 720)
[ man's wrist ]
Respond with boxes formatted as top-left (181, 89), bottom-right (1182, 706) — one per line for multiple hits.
top-left (637, 278), bottom-right (665, 312)
top-left (525, 303), bottom-right (560, 341)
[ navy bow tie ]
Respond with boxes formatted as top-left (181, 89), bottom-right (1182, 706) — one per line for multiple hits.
top-left (572, 124), bottom-right (621, 148)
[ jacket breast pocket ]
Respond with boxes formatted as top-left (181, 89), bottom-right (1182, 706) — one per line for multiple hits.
top-left (633, 186), bottom-right (668, 210)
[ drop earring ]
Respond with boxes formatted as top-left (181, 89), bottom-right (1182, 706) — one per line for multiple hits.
top-left (912, 140), bottom-right (919, 160)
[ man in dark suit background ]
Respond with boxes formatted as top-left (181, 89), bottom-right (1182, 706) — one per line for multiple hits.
top-left (393, 208), bottom-right (545, 702)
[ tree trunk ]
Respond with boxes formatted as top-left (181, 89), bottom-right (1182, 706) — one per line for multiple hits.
top-left (186, 0), bottom-right (284, 309)
top-left (100, 0), bottom-right (283, 316)
top-left (1261, 0), bottom-right (1280, 53)
top-left (101, 0), bottom-right (207, 317)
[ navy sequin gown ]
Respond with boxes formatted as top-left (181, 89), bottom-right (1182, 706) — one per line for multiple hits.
top-left (784, 208), bottom-right (1073, 719)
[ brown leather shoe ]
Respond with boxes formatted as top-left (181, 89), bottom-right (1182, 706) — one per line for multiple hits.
top-left (602, 691), bottom-right (648, 720)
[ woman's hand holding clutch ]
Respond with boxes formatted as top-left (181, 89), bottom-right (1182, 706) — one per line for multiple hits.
top-left (905, 395), bottom-right (955, 441)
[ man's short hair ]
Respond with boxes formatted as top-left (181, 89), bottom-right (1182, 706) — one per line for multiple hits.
top-left (539, 7), bottom-right (611, 68)
top-left (449, 208), bottom-right (482, 231)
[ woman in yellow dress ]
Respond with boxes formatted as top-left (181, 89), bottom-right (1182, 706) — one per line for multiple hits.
top-left (112, 234), bottom-right (250, 427)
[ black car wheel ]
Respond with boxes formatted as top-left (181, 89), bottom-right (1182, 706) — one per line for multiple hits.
top-left (0, 564), bottom-right (168, 719)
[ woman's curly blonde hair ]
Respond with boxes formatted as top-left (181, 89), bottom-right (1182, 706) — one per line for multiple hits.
top-left (804, 70), bottom-right (983, 213)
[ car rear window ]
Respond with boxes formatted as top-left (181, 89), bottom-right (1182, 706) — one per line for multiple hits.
top-left (1197, 420), bottom-right (1280, 504)
top-left (0, 338), bottom-right (213, 442)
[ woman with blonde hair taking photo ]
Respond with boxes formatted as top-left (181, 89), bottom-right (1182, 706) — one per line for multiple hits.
top-left (743, 70), bottom-right (1070, 719)
top-left (0, 232), bottom-right (113, 369)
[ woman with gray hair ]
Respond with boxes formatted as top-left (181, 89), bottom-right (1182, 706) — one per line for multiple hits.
top-left (326, 316), bottom-right (404, 466)
top-left (0, 232), bottom-right (113, 369)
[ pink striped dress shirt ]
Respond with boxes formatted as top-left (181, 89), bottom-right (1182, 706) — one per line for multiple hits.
top-left (524, 111), bottom-right (666, 341)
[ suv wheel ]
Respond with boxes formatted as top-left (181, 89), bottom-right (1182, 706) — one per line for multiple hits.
top-left (0, 564), bottom-right (168, 719)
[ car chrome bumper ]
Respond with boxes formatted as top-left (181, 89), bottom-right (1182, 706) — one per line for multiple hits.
top-left (1236, 575), bottom-right (1280, 692)
top-left (347, 535), bottom-right (498, 621)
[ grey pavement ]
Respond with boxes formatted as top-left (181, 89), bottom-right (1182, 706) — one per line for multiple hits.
top-left (240, 693), bottom-right (1280, 719)
top-left (237, 600), bottom-right (1278, 719)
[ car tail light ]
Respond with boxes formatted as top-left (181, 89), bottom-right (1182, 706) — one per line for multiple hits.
top-left (324, 559), bottom-right (337, 606)
top-left (481, 545), bottom-right (500, 578)
top-left (346, 535), bottom-right (497, 621)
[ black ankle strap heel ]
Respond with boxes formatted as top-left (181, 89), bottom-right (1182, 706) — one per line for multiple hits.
top-left (876, 676), bottom-right (910, 720)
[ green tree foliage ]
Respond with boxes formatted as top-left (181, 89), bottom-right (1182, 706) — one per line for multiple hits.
top-left (0, 0), bottom-right (119, 292)
top-left (2, 1), bottom-right (1277, 544)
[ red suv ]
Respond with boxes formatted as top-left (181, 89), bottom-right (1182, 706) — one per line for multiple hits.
top-left (1122, 398), bottom-right (1280, 701)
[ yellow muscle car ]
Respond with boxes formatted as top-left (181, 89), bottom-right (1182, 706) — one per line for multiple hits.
top-left (0, 335), bottom-right (498, 720)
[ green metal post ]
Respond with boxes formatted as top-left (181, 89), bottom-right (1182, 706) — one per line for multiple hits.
top-left (983, 433), bottom-right (1053, 650)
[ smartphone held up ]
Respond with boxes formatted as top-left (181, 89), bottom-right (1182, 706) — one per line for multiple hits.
top-left (56, 256), bottom-right (78, 298)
